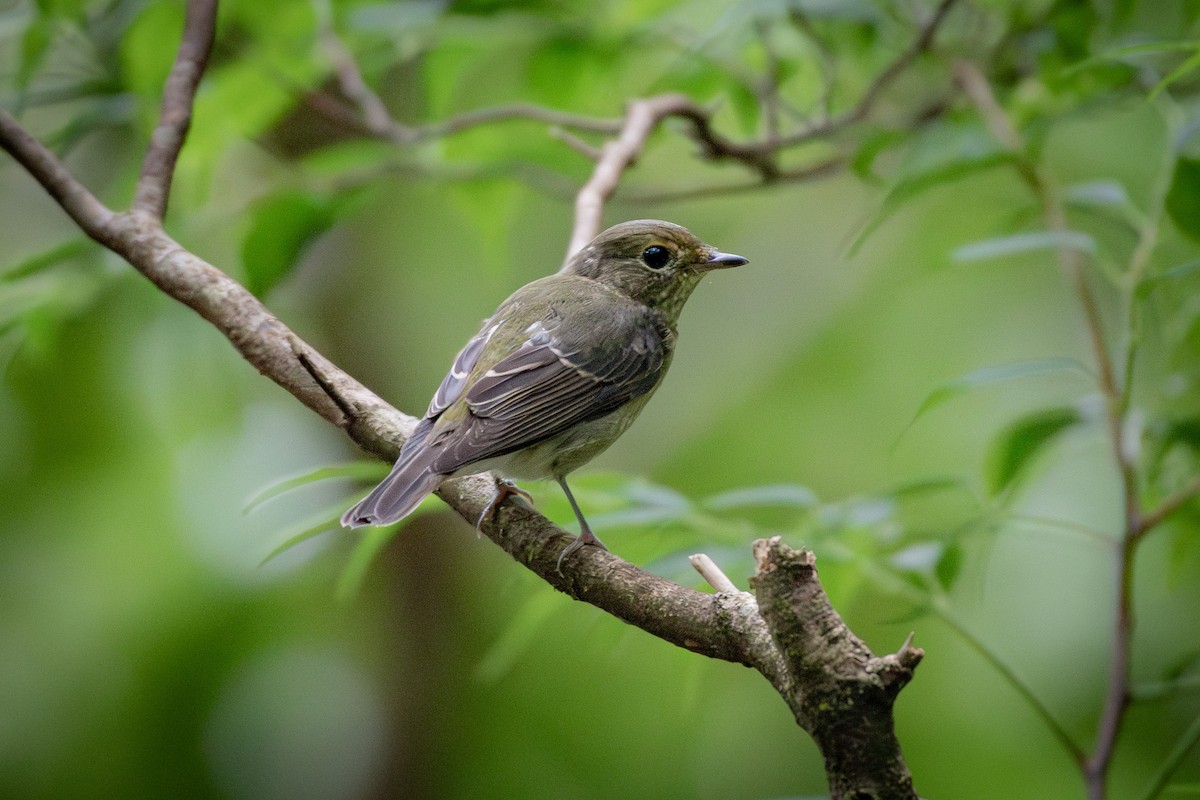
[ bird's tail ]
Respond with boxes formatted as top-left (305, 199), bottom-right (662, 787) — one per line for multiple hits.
top-left (341, 455), bottom-right (446, 528)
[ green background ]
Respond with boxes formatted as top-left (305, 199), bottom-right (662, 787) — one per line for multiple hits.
top-left (2, 0), bottom-right (1199, 798)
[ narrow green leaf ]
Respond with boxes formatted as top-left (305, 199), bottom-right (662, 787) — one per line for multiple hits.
top-left (1, 238), bottom-right (92, 282)
top-left (952, 230), bottom-right (1096, 263)
top-left (16, 16), bottom-right (50, 95)
top-left (474, 592), bottom-right (562, 684)
top-left (891, 541), bottom-right (943, 573)
top-left (334, 499), bottom-right (441, 599)
top-left (1166, 158), bottom-right (1200, 241)
top-left (336, 524), bottom-right (401, 601)
top-left (986, 407), bottom-right (1082, 495)
top-left (1151, 48), bottom-right (1200, 97)
top-left (241, 191), bottom-right (344, 296)
top-left (1064, 180), bottom-right (1129, 208)
top-left (244, 461), bottom-right (390, 514)
top-left (1060, 39), bottom-right (1200, 78)
top-left (848, 152), bottom-right (1014, 256)
top-left (935, 541), bottom-right (963, 590)
top-left (912, 358), bottom-right (1094, 423)
top-left (703, 484), bottom-right (818, 511)
top-left (259, 513), bottom-right (342, 566)
top-left (851, 128), bottom-right (910, 183)
top-left (1136, 259), bottom-right (1200, 298)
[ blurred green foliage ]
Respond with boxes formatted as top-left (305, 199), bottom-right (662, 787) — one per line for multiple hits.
top-left (2, 0), bottom-right (1200, 798)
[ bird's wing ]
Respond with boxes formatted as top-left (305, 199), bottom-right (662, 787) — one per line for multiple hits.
top-left (426, 308), bottom-right (669, 474)
top-left (427, 318), bottom-right (500, 417)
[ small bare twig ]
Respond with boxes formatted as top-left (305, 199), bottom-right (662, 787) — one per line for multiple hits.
top-left (619, 155), bottom-right (844, 204)
top-left (754, 18), bottom-right (783, 143)
top-left (548, 126), bottom-right (604, 161)
top-left (689, 553), bottom-right (739, 593)
top-left (313, 0), bottom-right (402, 141)
top-left (788, 8), bottom-right (838, 120)
top-left (1138, 473), bottom-right (1200, 537)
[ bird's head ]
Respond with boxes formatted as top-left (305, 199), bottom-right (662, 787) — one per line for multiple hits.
top-left (563, 220), bottom-right (748, 320)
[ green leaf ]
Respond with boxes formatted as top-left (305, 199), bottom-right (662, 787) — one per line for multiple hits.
top-left (849, 151), bottom-right (1015, 256)
top-left (986, 407), bottom-right (1082, 495)
top-left (1166, 157), bottom-right (1200, 241)
top-left (1064, 180), bottom-right (1129, 208)
top-left (951, 230), bottom-right (1096, 263)
top-left (474, 591), bottom-right (562, 684)
top-left (244, 461), bottom-right (390, 514)
top-left (702, 484), bottom-right (818, 511)
top-left (119, 2), bottom-right (184, 98)
top-left (935, 541), bottom-right (964, 591)
top-left (259, 512), bottom-right (343, 566)
top-left (241, 191), bottom-right (346, 296)
top-left (1151, 48), bottom-right (1200, 97)
top-left (16, 15), bottom-right (50, 97)
top-left (851, 128), bottom-right (910, 183)
top-left (1136, 259), bottom-right (1200, 298)
top-left (1, 238), bottom-right (92, 282)
top-left (891, 541), bottom-right (943, 573)
top-left (911, 358), bottom-right (1094, 424)
top-left (336, 524), bottom-right (402, 601)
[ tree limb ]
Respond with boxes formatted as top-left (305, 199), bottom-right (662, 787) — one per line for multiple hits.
top-left (131, 0), bottom-right (216, 219)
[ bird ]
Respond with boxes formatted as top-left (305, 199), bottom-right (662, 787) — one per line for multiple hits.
top-left (341, 219), bottom-right (748, 568)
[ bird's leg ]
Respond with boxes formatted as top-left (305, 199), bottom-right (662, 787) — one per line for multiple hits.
top-left (555, 477), bottom-right (607, 571)
top-left (476, 477), bottom-right (533, 532)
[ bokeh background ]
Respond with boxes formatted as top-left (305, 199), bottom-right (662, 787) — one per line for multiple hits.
top-left (2, 0), bottom-right (1199, 798)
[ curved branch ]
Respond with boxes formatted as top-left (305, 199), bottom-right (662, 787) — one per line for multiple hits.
top-left (751, 539), bottom-right (923, 799)
top-left (132, 0), bottom-right (216, 219)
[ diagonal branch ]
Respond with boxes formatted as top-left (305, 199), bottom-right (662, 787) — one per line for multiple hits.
top-left (131, 0), bottom-right (217, 219)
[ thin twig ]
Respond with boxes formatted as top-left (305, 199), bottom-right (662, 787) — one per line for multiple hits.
top-left (619, 155), bottom-right (845, 204)
top-left (931, 599), bottom-right (1085, 764)
top-left (1138, 473), bottom-right (1200, 537)
top-left (754, 18), bottom-right (783, 143)
top-left (788, 8), bottom-right (837, 120)
top-left (548, 126), bottom-right (604, 160)
top-left (690, 553), bottom-right (739, 593)
top-left (0, 110), bottom-right (115, 239)
top-left (131, 0), bottom-right (217, 219)
top-left (752, 0), bottom-right (961, 153)
top-left (1134, 712), bottom-right (1200, 800)
top-left (312, 0), bottom-right (403, 141)
top-left (954, 58), bottom-right (1149, 800)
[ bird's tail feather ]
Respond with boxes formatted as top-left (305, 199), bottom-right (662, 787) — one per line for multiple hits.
top-left (341, 458), bottom-right (446, 528)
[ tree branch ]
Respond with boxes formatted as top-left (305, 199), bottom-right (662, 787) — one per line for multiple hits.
top-left (751, 539), bottom-right (923, 799)
top-left (953, 58), bottom-right (1151, 800)
top-left (1138, 472), bottom-right (1200, 537)
top-left (131, 0), bottom-right (216, 219)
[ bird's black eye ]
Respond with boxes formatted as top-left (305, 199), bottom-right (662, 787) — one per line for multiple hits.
top-left (641, 245), bottom-right (671, 269)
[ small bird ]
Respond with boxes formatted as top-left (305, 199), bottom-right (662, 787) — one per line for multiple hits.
top-left (342, 220), bottom-right (748, 567)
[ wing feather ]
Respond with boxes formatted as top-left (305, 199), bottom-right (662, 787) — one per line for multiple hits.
top-left (428, 309), bottom-right (670, 473)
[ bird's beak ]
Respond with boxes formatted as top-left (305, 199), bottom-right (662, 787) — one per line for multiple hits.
top-left (703, 251), bottom-right (749, 269)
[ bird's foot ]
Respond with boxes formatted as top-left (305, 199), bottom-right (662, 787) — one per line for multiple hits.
top-left (556, 527), bottom-right (608, 573)
top-left (476, 478), bottom-right (533, 532)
